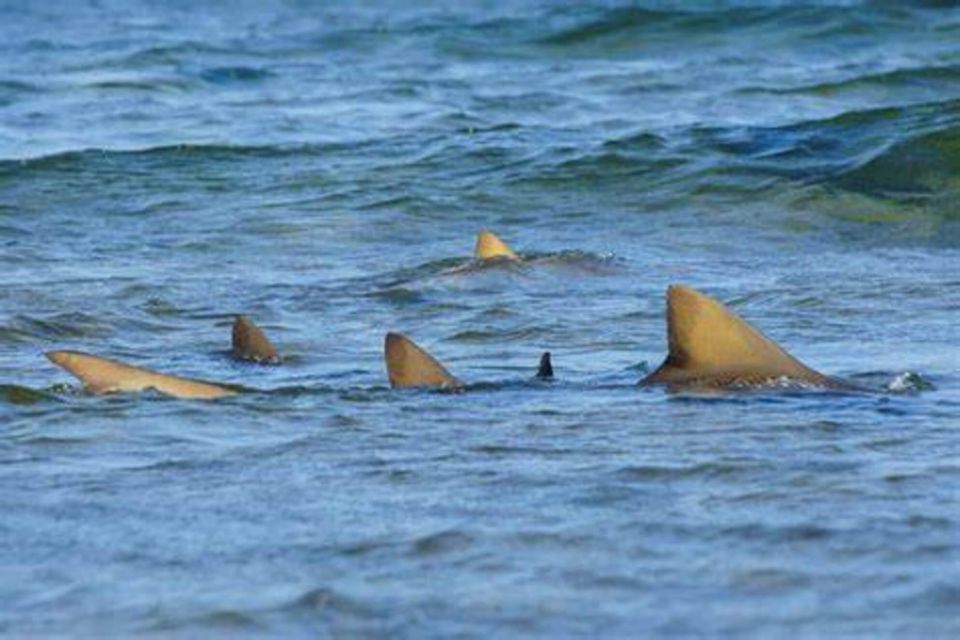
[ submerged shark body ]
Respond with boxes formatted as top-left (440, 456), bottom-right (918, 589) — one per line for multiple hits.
top-left (642, 285), bottom-right (852, 391)
top-left (232, 315), bottom-right (281, 364)
top-left (475, 230), bottom-right (520, 260)
top-left (47, 351), bottom-right (236, 399)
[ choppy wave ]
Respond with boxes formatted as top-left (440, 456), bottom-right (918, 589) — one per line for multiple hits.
top-left (534, 5), bottom-right (870, 50)
top-left (0, 142), bottom-right (326, 169)
top-left (691, 98), bottom-right (960, 179)
top-left (0, 312), bottom-right (114, 343)
top-left (748, 63), bottom-right (960, 97)
top-left (3, 99), bottom-right (958, 239)
top-left (834, 124), bottom-right (960, 199)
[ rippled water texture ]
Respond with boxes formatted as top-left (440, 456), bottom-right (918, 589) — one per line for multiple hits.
top-left (2, 1), bottom-right (959, 637)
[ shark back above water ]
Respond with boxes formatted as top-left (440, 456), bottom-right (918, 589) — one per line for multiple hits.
top-left (642, 285), bottom-right (843, 390)
top-left (46, 350), bottom-right (236, 399)
top-left (475, 230), bottom-right (519, 260)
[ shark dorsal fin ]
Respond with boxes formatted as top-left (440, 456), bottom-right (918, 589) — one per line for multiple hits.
top-left (232, 315), bottom-right (281, 364)
top-left (384, 333), bottom-right (462, 389)
top-left (46, 351), bottom-right (235, 399)
top-left (537, 352), bottom-right (554, 379)
top-left (642, 285), bottom-right (830, 387)
top-left (475, 230), bottom-right (519, 260)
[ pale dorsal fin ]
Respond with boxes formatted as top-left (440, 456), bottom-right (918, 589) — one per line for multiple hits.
top-left (475, 230), bottom-right (519, 260)
top-left (642, 285), bottom-right (832, 388)
top-left (232, 315), bottom-right (281, 364)
top-left (384, 333), bottom-right (462, 389)
top-left (46, 350), bottom-right (235, 399)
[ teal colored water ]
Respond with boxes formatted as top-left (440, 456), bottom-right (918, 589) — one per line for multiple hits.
top-left (1, 2), bottom-right (959, 637)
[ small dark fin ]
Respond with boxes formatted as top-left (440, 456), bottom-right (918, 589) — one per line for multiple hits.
top-left (232, 315), bottom-right (281, 364)
top-left (384, 332), bottom-right (462, 389)
top-left (536, 352), bottom-right (554, 379)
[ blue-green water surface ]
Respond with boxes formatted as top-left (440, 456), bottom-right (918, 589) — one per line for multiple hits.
top-left (1, 1), bottom-right (959, 637)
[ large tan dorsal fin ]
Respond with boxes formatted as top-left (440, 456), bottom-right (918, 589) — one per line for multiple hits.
top-left (46, 350), bottom-right (235, 399)
top-left (475, 230), bottom-right (519, 260)
top-left (384, 333), bottom-right (462, 389)
top-left (642, 285), bottom-right (830, 387)
top-left (232, 315), bottom-right (281, 364)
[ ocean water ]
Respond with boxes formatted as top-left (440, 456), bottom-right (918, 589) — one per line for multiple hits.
top-left (2, 1), bottom-right (959, 637)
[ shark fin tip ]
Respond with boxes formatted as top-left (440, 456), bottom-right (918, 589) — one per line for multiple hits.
top-left (475, 230), bottom-right (519, 260)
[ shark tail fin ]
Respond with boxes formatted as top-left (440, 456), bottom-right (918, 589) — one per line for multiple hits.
top-left (384, 333), bottom-right (461, 389)
top-left (537, 352), bottom-right (554, 379)
top-left (232, 315), bottom-right (281, 364)
top-left (475, 230), bottom-right (519, 260)
top-left (46, 350), bottom-right (235, 399)
top-left (642, 285), bottom-right (828, 387)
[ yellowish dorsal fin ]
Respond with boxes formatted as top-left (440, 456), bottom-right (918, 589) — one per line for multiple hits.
top-left (46, 350), bottom-right (236, 399)
top-left (384, 333), bottom-right (462, 389)
top-left (642, 285), bottom-right (832, 388)
top-left (232, 315), bottom-right (281, 364)
top-left (475, 230), bottom-right (519, 260)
